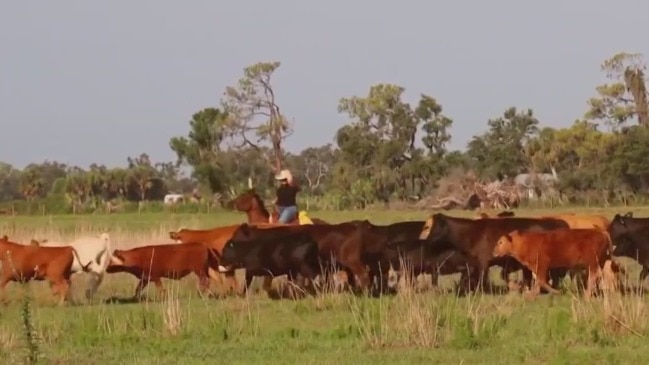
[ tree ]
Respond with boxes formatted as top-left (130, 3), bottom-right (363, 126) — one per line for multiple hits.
top-left (222, 61), bottom-right (292, 172)
top-left (65, 167), bottom-right (91, 212)
top-left (415, 95), bottom-right (453, 157)
top-left (412, 95), bottom-right (454, 192)
top-left (585, 52), bottom-right (649, 128)
top-left (104, 168), bottom-right (129, 200)
top-left (0, 162), bottom-right (22, 201)
top-left (336, 84), bottom-right (418, 201)
top-left (19, 167), bottom-right (44, 201)
top-left (299, 145), bottom-right (334, 194)
top-left (127, 153), bottom-right (158, 201)
top-left (609, 125), bottom-right (649, 191)
top-left (525, 121), bottom-right (617, 192)
top-left (467, 107), bottom-right (539, 179)
top-left (170, 108), bottom-right (229, 193)
top-left (335, 84), bottom-right (453, 201)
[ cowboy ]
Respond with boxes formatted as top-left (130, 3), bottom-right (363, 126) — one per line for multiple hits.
top-left (273, 169), bottom-right (300, 224)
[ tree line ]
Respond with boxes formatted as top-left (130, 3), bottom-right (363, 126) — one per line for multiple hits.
top-left (2, 52), bottom-right (649, 215)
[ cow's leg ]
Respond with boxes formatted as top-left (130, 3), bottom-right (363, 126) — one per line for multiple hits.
top-left (575, 269), bottom-right (588, 292)
top-left (153, 279), bottom-right (166, 299)
top-left (370, 262), bottom-right (391, 295)
top-left (520, 267), bottom-right (534, 292)
top-left (429, 269), bottom-right (440, 288)
top-left (134, 278), bottom-right (150, 300)
top-left (601, 260), bottom-right (617, 294)
top-left (501, 263), bottom-right (522, 290)
top-left (85, 272), bottom-right (104, 301)
top-left (240, 272), bottom-right (255, 296)
top-left (585, 266), bottom-right (602, 299)
top-left (196, 271), bottom-right (212, 297)
top-left (223, 272), bottom-right (239, 295)
top-left (54, 279), bottom-right (70, 306)
top-left (331, 270), bottom-right (348, 292)
top-left (344, 262), bottom-right (371, 295)
top-left (639, 266), bottom-right (649, 282)
top-left (535, 270), bottom-right (560, 296)
top-left (0, 275), bottom-right (11, 304)
top-left (298, 265), bottom-right (318, 294)
top-left (456, 270), bottom-right (469, 291)
top-left (260, 276), bottom-right (273, 297)
top-left (339, 267), bottom-right (356, 291)
top-left (473, 265), bottom-right (490, 293)
top-left (549, 268), bottom-right (567, 291)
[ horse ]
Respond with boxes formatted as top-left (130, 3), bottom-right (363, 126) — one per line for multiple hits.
top-left (226, 189), bottom-right (329, 225)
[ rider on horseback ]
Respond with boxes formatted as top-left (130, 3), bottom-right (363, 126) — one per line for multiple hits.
top-left (273, 169), bottom-right (300, 224)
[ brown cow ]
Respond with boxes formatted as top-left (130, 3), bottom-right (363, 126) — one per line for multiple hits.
top-left (492, 228), bottom-right (615, 298)
top-left (474, 211), bottom-right (516, 219)
top-left (541, 213), bottom-right (610, 230)
top-left (0, 238), bottom-right (90, 305)
top-left (230, 222), bottom-right (376, 293)
top-left (419, 213), bottom-right (570, 292)
top-left (107, 242), bottom-right (221, 299)
top-left (169, 224), bottom-right (289, 294)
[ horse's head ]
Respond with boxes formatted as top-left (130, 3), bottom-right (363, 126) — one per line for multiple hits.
top-left (227, 189), bottom-right (265, 214)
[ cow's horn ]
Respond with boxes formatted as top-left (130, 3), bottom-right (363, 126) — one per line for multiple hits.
top-left (248, 177), bottom-right (253, 189)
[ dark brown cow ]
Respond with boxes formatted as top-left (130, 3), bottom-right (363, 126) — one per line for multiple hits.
top-left (107, 242), bottom-right (221, 299)
top-left (230, 222), bottom-right (378, 292)
top-left (493, 228), bottom-right (616, 298)
top-left (383, 239), bottom-right (474, 290)
top-left (0, 237), bottom-right (90, 305)
top-left (168, 224), bottom-right (283, 294)
top-left (220, 232), bottom-right (322, 296)
top-left (352, 220), bottom-right (428, 291)
top-left (608, 212), bottom-right (649, 281)
top-left (420, 213), bottom-right (570, 292)
top-left (475, 211), bottom-right (516, 219)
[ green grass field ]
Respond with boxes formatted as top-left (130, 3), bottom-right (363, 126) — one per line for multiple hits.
top-left (1, 207), bottom-right (649, 365)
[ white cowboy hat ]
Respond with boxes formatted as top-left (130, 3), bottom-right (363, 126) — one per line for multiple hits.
top-left (274, 169), bottom-right (292, 181)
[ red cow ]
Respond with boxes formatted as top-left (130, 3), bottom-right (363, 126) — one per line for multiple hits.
top-left (492, 228), bottom-right (615, 298)
top-left (106, 242), bottom-right (221, 299)
top-left (0, 236), bottom-right (90, 305)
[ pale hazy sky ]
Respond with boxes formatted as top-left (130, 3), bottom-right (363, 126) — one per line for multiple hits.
top-left (1, 1), bottom-right (646, 169)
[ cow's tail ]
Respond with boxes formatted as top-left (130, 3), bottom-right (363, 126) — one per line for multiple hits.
top-left (81, 232), bottom-right (111, 300)
top-left (71, 247), bottom-right (92, 273)
top-left (98, 232), bottom-right (111, 267)
top-left (206, 248), bottom-right (225, 280)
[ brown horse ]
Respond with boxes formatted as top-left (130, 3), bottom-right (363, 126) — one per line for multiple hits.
top-left (226, 189), bottom-right (328, 225)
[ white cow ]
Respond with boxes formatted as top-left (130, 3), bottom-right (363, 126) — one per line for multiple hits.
top-left (36, 232), bottom-right (112, 300)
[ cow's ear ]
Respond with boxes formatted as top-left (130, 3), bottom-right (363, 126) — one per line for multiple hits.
top-left (30, 239), bottom-right (39, 246)
top-left (240, 223), bottom-right (250, 234)
top-left (504, 233), bottom-right (513, 242)
top-left (113, 250), bottom-right (125, 262)
top-left (0, 235), bottom-right (7, 241)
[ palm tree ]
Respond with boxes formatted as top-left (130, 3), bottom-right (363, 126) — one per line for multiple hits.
top-left (19, 169), bottom-right (44, 201)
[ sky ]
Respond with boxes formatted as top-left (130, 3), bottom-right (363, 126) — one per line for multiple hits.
top-left (1, 0), bottom-right (647, 169)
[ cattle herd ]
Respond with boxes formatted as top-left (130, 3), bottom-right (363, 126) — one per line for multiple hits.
top-left (1, 210), bottom-right (648, 305)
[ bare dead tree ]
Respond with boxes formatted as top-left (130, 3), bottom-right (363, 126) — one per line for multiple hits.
top-left (304, 160), bottom-right (328, 193)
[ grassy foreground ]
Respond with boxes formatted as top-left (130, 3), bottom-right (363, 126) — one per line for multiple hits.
top-left (1, 207), bottom-right (649, 365)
